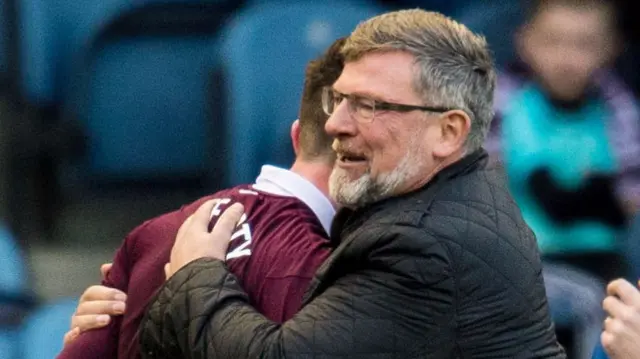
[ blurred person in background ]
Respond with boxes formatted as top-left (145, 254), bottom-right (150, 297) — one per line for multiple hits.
top-left (56, 37), bottom-right (346, 359)
top-left (486, 0), bottom-right (640, 280)
top-left (484, 0), bottom-right (640, 357)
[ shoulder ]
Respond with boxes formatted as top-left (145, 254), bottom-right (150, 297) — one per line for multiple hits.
top-left (206, 186), bottom-right (321, 232)
top-left (212, 186), bottom-right (326, 254)
top-left (428, 169), bottom-right (534, 246)
top-left (362, 169), bottom-right (538, 267)
top-left (210, 185), bottom-right (319, 218)
top-left (234, 188), bottom-right (326, 248)
top-left (362, 169), bottom-right (544, 292)
top-left (427, 170), bottom-right (543, 284)
top-left (365, 167), bottom-right (518, 240)
top-left (430, 168), bottom-right (516, 219)
top-left (122, 185), bottom-right (268, 258)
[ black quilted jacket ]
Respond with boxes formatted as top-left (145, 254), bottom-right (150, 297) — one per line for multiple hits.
top-left (138, 150), bottom-right (566, 358)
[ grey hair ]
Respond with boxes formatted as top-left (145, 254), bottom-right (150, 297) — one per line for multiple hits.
top-left (342, 9), bottom-right (496, 152)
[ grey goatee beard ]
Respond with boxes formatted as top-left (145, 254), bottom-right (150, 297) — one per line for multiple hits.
top-left (329, 147), bottom-right (420, 208)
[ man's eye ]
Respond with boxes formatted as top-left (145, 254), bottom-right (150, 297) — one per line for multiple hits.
top-left (356, 99), bottom-right (375, 111)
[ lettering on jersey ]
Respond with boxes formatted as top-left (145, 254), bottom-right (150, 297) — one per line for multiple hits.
top-left (210, 198), bottom-right (231, 218)
top-left (209, 197), bottom-right (253, 260)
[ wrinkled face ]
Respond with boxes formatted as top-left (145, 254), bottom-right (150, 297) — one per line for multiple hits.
top-left (324, 51), bottom-right (444, 208)
top-left (519, 4), bottom-right (617, 102)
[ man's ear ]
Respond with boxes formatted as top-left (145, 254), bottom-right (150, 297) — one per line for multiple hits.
top-left (291, 119), bottom-right (302, 156)
top-left (432, 110), bottom-right (471, 158)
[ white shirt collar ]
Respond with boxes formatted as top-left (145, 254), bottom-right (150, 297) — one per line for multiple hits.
top-left (252, 165), bottom-right (335, 235)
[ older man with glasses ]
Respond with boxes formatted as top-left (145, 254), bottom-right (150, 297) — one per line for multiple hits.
top-left (138, 9), bottom-right (567, 358)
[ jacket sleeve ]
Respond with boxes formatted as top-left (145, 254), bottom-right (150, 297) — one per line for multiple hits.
top-left (138, 227), bottom-right (456, 359)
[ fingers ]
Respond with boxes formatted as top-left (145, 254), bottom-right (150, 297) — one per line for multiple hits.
top-left (100, 263), bottom-right (113, 279)
top-left (73, 296), bottom-right (124, 332)
top-left (192, 199), bottom-right (220, 228)
top-left (62, 327), bottom-right (81, 346)
top-left (75, 300), bottom-right (125, 316)
top-left (601, 330), bottom-right (615, 352)
top-left (70, 314), bottom-right (111, 332)
top-left (603, 316), bottom-right (620, 333)
top-left (211, 203), bottom-right (244, 239)
top-left (174, 200), bottom-right (215, 242)
top-left (79, 285), bottom-right (126, 303)
top-left (73, 285), bottom-right (126, 333)
top-left (168, 201), bottom-right (244, 278)
top-left (608, 278), bottom-right (640, 308)
top-left (603, 295), bottom-right (629, 319)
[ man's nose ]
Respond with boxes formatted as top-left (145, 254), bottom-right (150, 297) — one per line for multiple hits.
top-left (325, 101), bottom-right (357, 138)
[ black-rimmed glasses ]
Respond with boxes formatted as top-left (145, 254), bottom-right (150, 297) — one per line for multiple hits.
top-left (321, 86), bottom-right (453, 123)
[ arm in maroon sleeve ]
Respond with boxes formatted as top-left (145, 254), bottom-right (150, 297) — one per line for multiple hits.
top-left (56, 230), bottom-right (136, 359)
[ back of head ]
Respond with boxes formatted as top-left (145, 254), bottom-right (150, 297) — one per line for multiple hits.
top-left (298, 37), bottom-right (347, 162)
top-left (341, 9), bottom-right (496, 152)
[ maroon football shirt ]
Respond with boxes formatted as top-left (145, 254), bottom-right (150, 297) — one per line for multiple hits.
top-left (57, 185), bottom-right (332, 359)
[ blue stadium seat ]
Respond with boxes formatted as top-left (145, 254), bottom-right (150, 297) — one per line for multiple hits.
top-left (18, 0), bottom-right (124, 105)
top-left (0, 224), bottom-right (30, 359)
top-left (219, 2), bottom-right (384, 185)
top-left (0, 224), bottom-right (27, 296)
top-left (13, 0), bottom-right (240, 242)
top-left (19, 298), bottom-right (77, 359)
top-left (451, 1), bottom-right (524, 68)
top-left (61, 1), bottom-right (237, 186)
top-left (0, 223), bottom-right (34, 329)
top-left (17, 0), bottom-right (238, 106)
top-left (0, 328), bottom-right (19, 359)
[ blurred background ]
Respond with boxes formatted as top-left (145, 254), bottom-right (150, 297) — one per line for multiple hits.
top-left (0, 0), bottom-right (639, 358)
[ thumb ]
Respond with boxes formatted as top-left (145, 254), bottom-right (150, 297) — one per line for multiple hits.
top-left (63, 327), bottom-right (80, 346)
top-left (100, 263), bottom-right (113, 279)
top-left (164, 263), bottom-right (171, 280)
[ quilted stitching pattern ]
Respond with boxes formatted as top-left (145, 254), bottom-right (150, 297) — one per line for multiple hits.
top-left (139, 157), bottom-right (566, 359)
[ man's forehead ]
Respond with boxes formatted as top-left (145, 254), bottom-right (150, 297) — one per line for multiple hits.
top-left (334, 52), bottom-right (418, 103)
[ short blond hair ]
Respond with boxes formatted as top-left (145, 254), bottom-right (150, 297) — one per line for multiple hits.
top-left (342, 9), bottom-right (496, 151)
